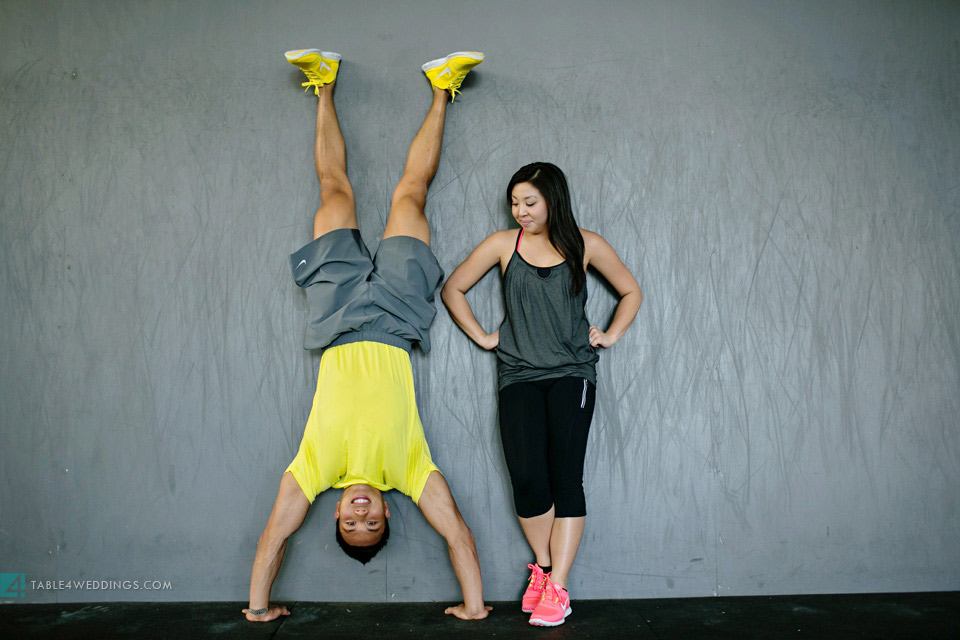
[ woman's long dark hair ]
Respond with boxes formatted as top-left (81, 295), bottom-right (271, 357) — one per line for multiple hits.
top-left (507, 162), bottom-right (585, 295)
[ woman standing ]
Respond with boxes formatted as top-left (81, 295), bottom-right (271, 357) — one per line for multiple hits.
top-left (441, 162), bottom-right (642, 626)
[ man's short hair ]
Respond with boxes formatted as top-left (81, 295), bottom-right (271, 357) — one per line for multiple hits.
top-left (335, 519), bottom-right (390, 564)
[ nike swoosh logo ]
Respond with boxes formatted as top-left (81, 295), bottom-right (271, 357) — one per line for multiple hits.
top-left (297, 259), bottom-right (307, 268)
top-left (437, 67), bottom-right (451, 79)
top-left (320, 61), bottom-right (332, 72)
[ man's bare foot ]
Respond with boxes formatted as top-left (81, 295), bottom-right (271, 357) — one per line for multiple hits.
top-left (243, 605), bottom-right (291, 622)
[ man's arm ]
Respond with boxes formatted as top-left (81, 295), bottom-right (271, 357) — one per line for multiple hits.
top-left (244, 472), bottom-right (311, 621)
top-left (417, 471), bottom-right (491, 620)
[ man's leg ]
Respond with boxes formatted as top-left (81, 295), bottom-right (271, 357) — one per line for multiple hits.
top-left (382, 87), bottom-right (448, 245)
top-left (312, 82), bottom-right (356, 239)
top-left (245, 51), bottom-right (346, 622)
top-left (244, 472), bottom-right (311, 621)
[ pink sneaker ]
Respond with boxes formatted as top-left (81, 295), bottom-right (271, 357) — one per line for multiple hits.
top-left (521, 564), bottom-right (547, 613)
top-left (528, 579), bottom-right (572, 626)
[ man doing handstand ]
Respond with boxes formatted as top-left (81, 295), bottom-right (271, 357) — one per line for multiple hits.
top-left (243, 48), bottom-right (489, 622)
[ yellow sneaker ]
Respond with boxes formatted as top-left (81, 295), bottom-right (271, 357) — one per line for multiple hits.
top-left (421, 51), bottom-right (484, 101)
top-left (285, 49), bottom-right (341, 95)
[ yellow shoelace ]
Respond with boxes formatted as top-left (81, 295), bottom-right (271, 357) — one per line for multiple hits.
top-left (446, 72), bottom-right (469, 101)
top-left (299, 69), bottom-right (325, 95)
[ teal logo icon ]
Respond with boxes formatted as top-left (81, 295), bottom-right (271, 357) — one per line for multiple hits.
top-left (1, 574), bottom-right (26, 598)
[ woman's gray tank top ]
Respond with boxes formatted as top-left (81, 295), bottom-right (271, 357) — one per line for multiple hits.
top-left (496, 229), bottom-right (598, 390)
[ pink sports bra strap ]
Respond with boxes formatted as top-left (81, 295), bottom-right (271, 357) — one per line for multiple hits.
top-left (515, 228), bottom-right (524, 252)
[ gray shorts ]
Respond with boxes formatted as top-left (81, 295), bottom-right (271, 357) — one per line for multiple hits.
top-left (290, 228), bottom-right (444, 353)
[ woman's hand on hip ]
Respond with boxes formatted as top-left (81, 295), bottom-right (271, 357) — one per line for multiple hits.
top-left (479, 330), bottom-right (499, 351)
top-left (589, 325), bottom-right (616, 348)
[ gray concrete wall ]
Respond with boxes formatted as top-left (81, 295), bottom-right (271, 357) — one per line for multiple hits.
top-left (1, 0), bottom-right (958, 604)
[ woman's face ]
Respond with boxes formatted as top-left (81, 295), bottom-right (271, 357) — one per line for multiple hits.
top-left (511, 182), bottom-right (549, 234)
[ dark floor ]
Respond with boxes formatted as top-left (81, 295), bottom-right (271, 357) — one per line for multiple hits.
top-left (1, 592), bottom-right (958, 639)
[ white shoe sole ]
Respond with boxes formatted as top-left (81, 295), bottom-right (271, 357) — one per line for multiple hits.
top-left (528, 604), bottom-right (572, 627)
top-left (285, 49), bottom-right (342, 62)
top-left (421, 50), bottom-right (483, 72)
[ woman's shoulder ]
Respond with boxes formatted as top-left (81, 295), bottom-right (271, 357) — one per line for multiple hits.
top-left (579, 229), bottom-right (616, 263)
top-left (461, 229), bottom-right (518, 267)
top-left (483, 228), bottom-right (520, 252)
top-left (491, 228), bottom-right (520, 242)
top-left (579, 228), bottom-right (604, 248)
top-left (466, 229), bottom-right (515, 251)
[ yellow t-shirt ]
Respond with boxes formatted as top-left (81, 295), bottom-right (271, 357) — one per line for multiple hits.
top-left (286, 341), bottom-right (439, 504)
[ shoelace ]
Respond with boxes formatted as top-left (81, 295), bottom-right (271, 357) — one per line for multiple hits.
top-left (440, 65), bottom-right (470, 102)
top-left (540, 581), bottom-right (566, 606)
top-left (300, 73), bottom-right (323, 96)
top-left (299, 61), bottom-right (331, 95)
top-left (526, 564), bottom-right (545, 589)
top-left (540, 581), bottom-right (553, 603)
top-left (447, 74), bottom-right (466, 101)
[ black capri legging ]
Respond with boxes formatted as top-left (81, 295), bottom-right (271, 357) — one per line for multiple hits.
top-left (498, 376), bottom-right (596, 518)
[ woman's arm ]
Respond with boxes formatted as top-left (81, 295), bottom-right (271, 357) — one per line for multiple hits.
top-left (441, 231), bottom-right (512, 350)
top-left (583, 230), bottom-right (643, 348)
